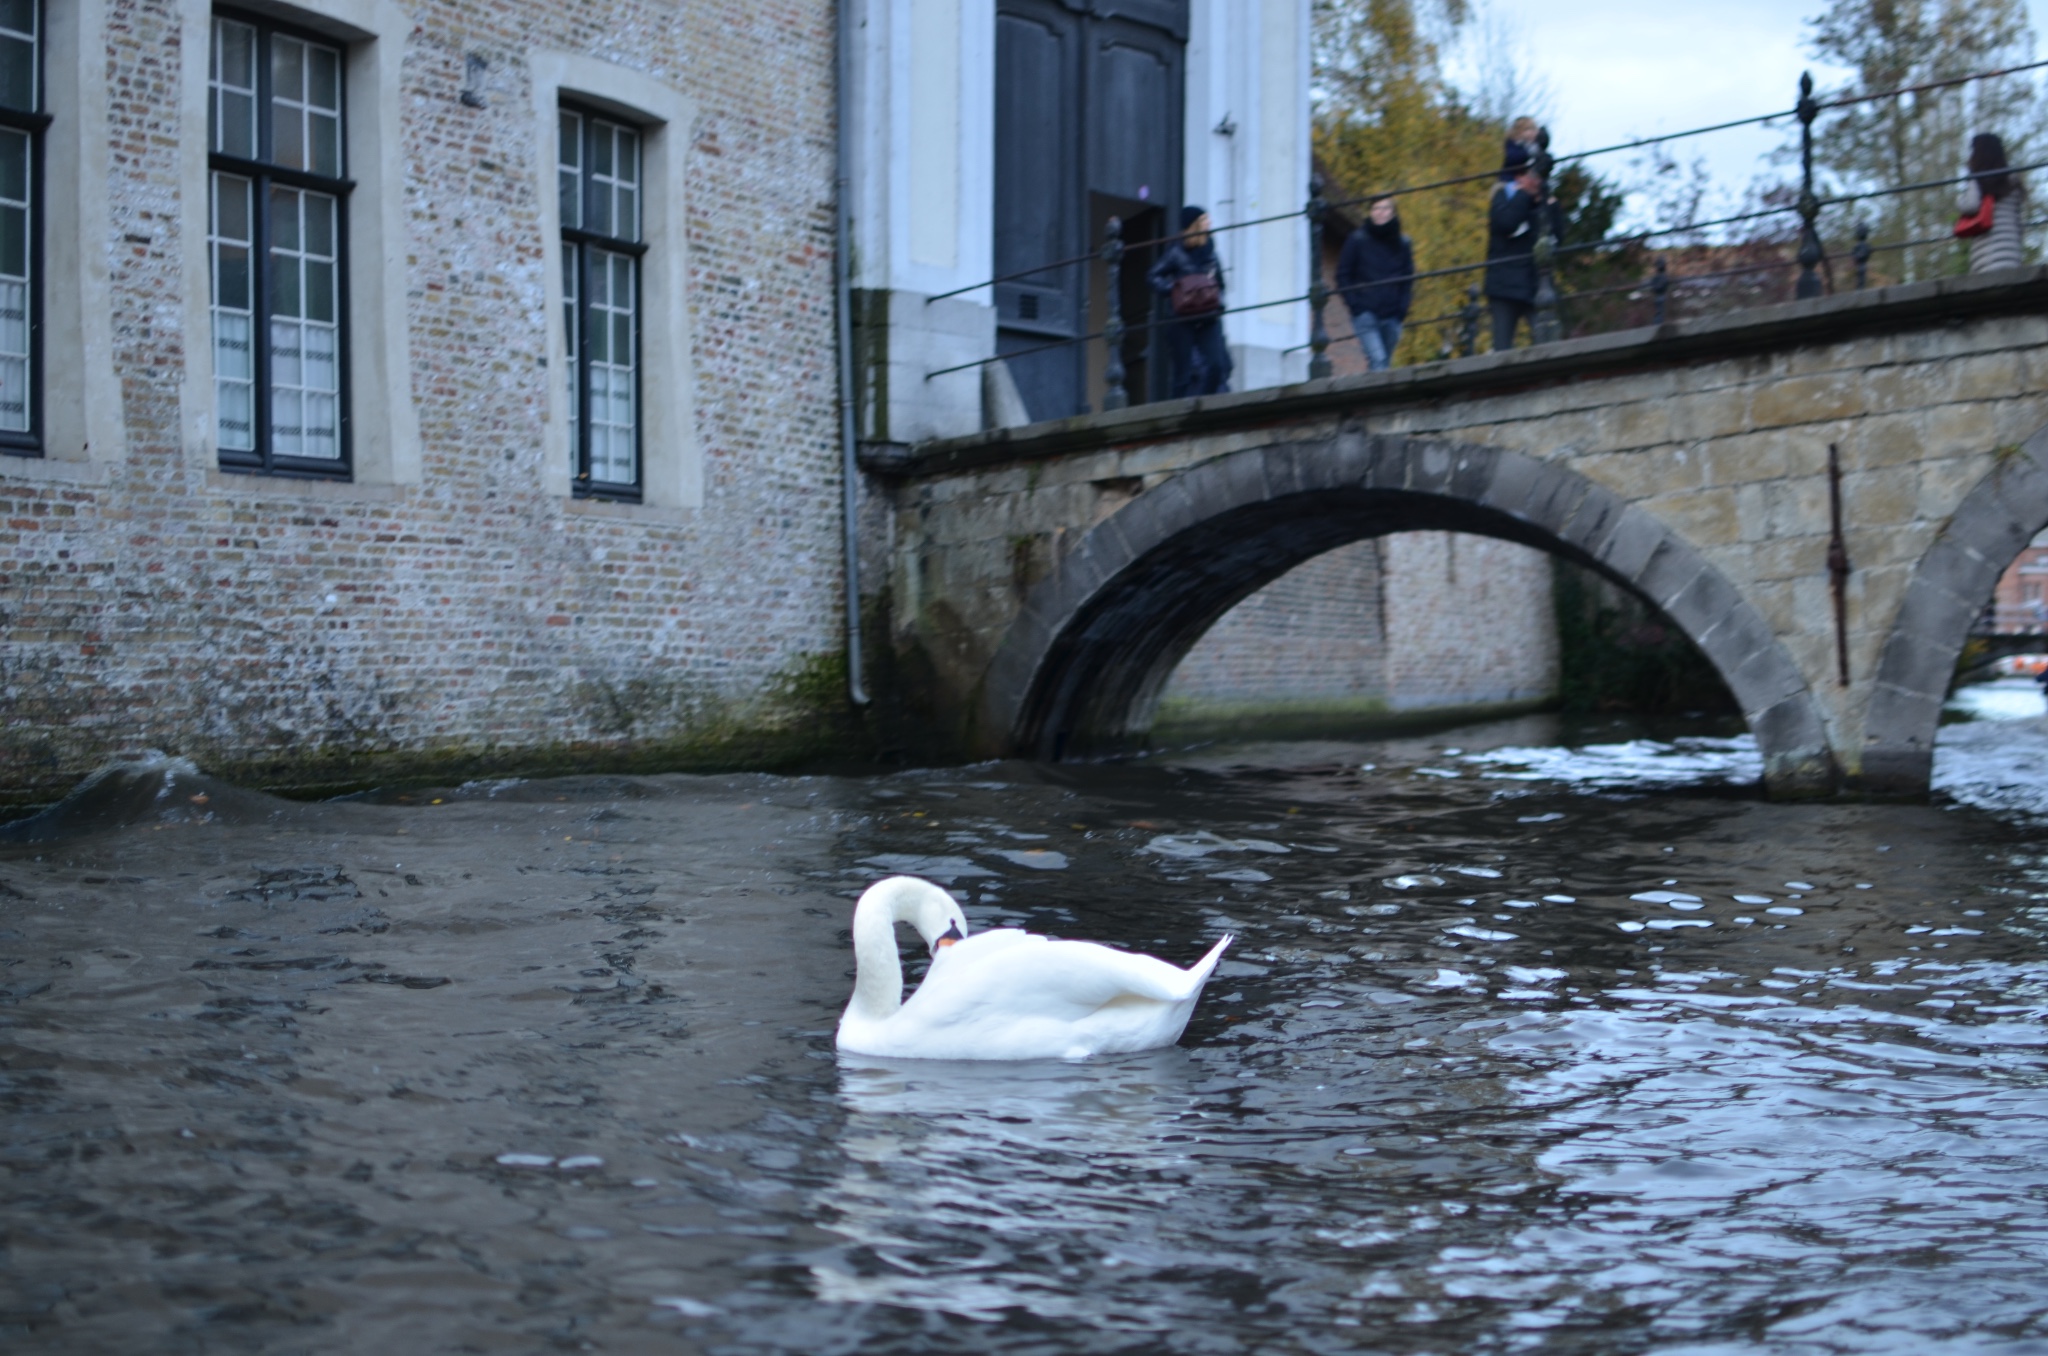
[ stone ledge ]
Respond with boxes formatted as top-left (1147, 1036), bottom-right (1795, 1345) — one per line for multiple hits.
top-left (882, 265), bottom-right (2048, 480)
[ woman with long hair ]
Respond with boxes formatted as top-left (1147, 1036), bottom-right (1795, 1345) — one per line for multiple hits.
top-left (1960, 132), bottom-right (2027, 273)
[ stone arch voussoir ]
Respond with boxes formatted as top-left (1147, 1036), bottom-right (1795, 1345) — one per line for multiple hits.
top-left (979, 431), bottom-right (1839, 796)
top-left (1864, 423), bottom-right (2048, 793)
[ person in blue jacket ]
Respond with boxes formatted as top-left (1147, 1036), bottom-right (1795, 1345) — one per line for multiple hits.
top-left (1335, 196), bottom-right (1415, 371)
top-left (1148, 205), bottom-right (1233, 398)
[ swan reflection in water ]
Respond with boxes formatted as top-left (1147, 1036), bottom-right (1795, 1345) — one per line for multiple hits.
top-left (812, 1050), bottom-right (1216, 1322)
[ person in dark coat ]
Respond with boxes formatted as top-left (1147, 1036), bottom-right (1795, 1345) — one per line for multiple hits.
top-left (1148, 205), bottom-right (1232, 398)
top-left (1484, 160), bottom-right (1550, 352)
top-left (1335, 195), bottom-right (1414, 371)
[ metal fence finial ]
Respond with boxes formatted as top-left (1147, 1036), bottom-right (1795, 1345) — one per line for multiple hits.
top-left (1307, 183), bottom-right (1332, 379)
top-left (1796, 72), bottom-right (1825, 299)
top-left (1101, 216), bottom-right (1128, 410)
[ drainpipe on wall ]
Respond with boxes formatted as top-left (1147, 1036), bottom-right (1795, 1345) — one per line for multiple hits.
top-left (835, 0), bottom-right (871, 707)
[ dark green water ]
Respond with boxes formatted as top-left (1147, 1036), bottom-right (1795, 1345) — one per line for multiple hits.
top-left (2, 711), bottom-right (2046, 1353)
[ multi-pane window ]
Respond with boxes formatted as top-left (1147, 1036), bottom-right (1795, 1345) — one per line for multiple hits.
top-left (559, 107), bottom-right (643, 498)
top-left (208, 12), bottom-right (348, 474)
top-left (0, 1), bottom-right (40, 452)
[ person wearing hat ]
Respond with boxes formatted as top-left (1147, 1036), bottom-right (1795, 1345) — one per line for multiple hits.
top-left (1484, 141), bottom-right (1551, 352)
top-left (1147, 206), bottom-right (1233, 398)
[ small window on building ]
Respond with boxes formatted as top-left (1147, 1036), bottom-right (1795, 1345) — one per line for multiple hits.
top-left (558, 105), bottom-right (643, 499)
top-left (0, 0), bottom-right (41, 455)
top-left (208, 10), bottom-right (348, 475)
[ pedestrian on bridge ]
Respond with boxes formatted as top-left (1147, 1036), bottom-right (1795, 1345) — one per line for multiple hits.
top-left (1336, 195), bottom-right (1415, 371)
top-left (1484, 155), bottom-right (1552, 352)
top-left (1149, 205), bottom-right (1233, 399)
top-left (1957, 132), bottom-right (2027, 273)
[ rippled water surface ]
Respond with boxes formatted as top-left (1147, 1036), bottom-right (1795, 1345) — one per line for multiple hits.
top-left (5, 709), bottom-right (2048, 1354)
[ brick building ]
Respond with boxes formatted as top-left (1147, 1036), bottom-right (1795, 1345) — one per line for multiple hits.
top-left (2, 0), bottom-right (849, 801)
top-left (1160, 534), bottom-right (1560, 736)
top-left (1989, 529), bottom-right (2048, 631)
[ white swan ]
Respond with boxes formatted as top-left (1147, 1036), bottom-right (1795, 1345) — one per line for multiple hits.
top-left (835, 875), bottom-right (1234, 1061)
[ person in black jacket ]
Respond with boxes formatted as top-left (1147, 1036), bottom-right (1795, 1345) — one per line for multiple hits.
top-left (1147, 205), bottom-right (1233, 398)
top-left (1484, 160), bottom-right (1550, 351)
top-left (1335, 196), bottom-right (1414, 371)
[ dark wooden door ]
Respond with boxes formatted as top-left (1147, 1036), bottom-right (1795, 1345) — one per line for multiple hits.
top-left (996, 0), bottom-right (1185, 422)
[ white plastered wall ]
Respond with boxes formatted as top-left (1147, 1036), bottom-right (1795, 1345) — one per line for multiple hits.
top-left (174, 0), bottom-right (421, 489)
top-left (1185, 0), bottom-right (1309, 392)
top-left (0, 0), bottom-right (123, 484)
top-left (849, 0), bottom-right (996, 443)
top-left (529, 52), bottom-right (699, 510)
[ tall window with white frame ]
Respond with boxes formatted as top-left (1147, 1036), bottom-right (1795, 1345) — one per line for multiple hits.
top-left (558, 105), bottom-right (643, 499)
top-left (0, 1), bottom-right (40, 455)
top-left (208, 10), bottom-right (349, 475)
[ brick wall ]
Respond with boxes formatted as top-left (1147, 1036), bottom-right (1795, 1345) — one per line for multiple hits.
top-left (1163, 531), bottom-right (1558, 715)
top-left (1, 1), bottom-right (847, 801)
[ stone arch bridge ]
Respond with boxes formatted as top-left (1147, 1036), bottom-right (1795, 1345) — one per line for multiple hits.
top-left (860, 270), bottom-right (2048, 797)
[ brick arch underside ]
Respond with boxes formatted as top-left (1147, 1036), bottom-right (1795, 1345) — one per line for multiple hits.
top-left (980, 432), bottom-right (1840, 796)
top-left (1864, 427), bottom-right (2048, 793)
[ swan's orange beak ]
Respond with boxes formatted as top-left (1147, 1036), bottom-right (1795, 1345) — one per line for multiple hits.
top-left (932, 921), bottom-right (964, 951)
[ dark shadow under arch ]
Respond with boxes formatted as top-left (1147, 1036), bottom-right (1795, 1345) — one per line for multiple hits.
top-left (977, 431), bottom-right (1839, 796)
top-left (1865, 425), bottom-right (2048, 793)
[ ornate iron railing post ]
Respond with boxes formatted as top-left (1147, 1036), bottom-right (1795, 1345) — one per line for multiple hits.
top-left (1796, 71), bottom-right (1825, 299)
top-left (1307, 184), bottom-right (1332, 379)
top-left (1458, 284), bottom-right (1481, 357)
top-left (1531, 127), bottom-right (1562, 343)
top-left (1100, 215), bottom-right (1128, 410)
top-left (1651, 256), bottom-right (1669, 325)
top-left (1853, 220), bottom-right (1872, 289)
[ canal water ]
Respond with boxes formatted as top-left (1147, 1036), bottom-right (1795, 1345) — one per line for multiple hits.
top-left (3, 696), bottom-right (2047, 1353)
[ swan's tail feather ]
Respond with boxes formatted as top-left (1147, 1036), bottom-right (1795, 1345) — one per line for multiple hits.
top-left (1187, 933), bottom-right (1233, 986)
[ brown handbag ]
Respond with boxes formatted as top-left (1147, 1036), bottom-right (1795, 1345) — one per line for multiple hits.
top-left (1170, 269), bottom-right (1223, 317)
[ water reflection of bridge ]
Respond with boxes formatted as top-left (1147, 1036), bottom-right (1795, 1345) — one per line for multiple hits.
top-left (864, 269), bottom-right (2048, 799)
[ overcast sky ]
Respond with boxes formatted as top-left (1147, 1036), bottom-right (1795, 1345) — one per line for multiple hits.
top-left (1451, 0), bottom-right (2048, 226)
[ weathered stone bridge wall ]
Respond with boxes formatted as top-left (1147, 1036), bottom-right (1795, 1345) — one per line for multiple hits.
top-left (864, 267), bottom-right (2048, 796)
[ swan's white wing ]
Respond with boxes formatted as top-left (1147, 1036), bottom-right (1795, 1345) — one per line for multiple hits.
top-left (906, 935), bottom-right (1208, 1027)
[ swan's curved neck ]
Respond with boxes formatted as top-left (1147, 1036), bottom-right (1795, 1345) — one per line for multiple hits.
top-left (848, 893), bottom-right (906, 1022)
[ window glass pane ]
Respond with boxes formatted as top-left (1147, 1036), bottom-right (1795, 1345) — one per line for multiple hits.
top-left (210, 172), bottom-right (257, 452)
top-left (273, 36), bottom-right (304, 106)
top-left (309, 44), bottom-right (339, 110)
top-left (0, 126), bottom-right (24, 216)
top-left (268, 35), bottom-right (343, 176)
top-left (563, 243), bottom-right (579, 455)
top-left (586, 248), bottom-right (637, 485)
top-left (0, 203), bottom-right (22, 281)
top-left (0, 104), bottom-right (25, 431)
top-left (0, 36), bottom-right (31, 115)
top-left (615, 128), bottom-right (640, 241)
top-left (558, 111), bottom-right (582, 230)
top-left (268, 187), bottom-right (342, 460)
top-left (0, 0), bottom-right (31, 113)
top-left (210, 19), bottom-right (257, 159)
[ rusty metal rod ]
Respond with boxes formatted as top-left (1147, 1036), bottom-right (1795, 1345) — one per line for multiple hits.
top-left (1828, 443), bottom-right (1852, 687)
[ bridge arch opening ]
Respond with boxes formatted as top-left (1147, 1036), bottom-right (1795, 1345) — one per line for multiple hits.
top-left (1152, 531), bottom-right (1738, 742)
top-left (1866, 425), bottom-right (2048, 793)
top-left (979, 434), bottom-right (1837, 795)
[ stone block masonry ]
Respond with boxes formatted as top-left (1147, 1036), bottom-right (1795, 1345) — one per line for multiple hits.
top-left (875, 269), bottom-right (2048, 794)
top-left (1, 1), bottom-right (848, 803)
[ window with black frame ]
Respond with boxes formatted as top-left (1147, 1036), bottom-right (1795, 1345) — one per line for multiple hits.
top-left (0, 1), bottom-right (41, 455)
top-left (208, 10), bottom-right (349, 475)
top-left (558, 105), bottom-right (643, 499)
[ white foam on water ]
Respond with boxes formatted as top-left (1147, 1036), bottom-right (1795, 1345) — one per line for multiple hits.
top-left (1631, 891), bottom-right (1702, 905)
top-left (1460, 736), bottom-right (1763, 791)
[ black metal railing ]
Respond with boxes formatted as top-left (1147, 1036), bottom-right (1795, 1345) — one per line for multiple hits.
top-left (925, 61), bottom-right (2048, 397)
